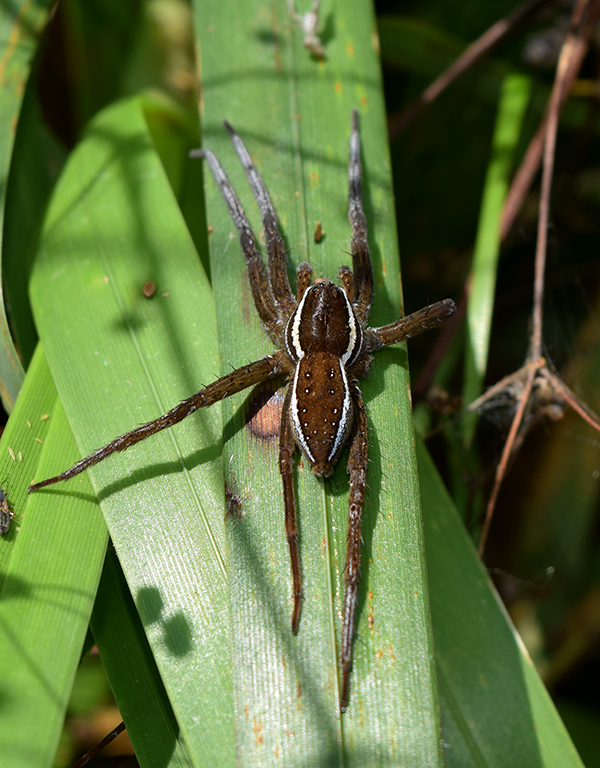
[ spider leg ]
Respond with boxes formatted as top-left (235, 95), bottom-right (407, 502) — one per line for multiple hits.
top-left (191, 147), bottom-right (282, 339)
top-left (340, 383), bottom-right (369, 711)
top-left (364, 298), bottom-right (457, 352)
top-left (28, 353), bottom-right (285, 493)
top-left (224, 122), bottom-right (296, 317)
top-left (348, 110), bottom-right (373, 325)
top-left (279, 386), bottom-right (303, 632)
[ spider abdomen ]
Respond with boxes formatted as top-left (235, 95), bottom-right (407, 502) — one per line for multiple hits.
top-left (289, 352), bottom-right (353, 477)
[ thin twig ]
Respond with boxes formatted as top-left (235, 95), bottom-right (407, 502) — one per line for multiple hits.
top-left (531, 0), bottom-right (589, 360)
top-left (478, 361), bottom-right (539, 556)
top-left (475, 0), bottom-right (600, 556)
top-left (501, 32), bottom-right (590, 240)
top-left (70, 720), bottom-right (126, 768)
top-left (542, 368), bottom-right (600, 432)
top-left (388, 0), bottom-right (553, 140)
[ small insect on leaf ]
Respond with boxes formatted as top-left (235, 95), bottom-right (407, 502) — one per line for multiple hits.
top-left (0, 487), bottom-right (14, 535)
top-left (288, 0), bottom-right (326, 58)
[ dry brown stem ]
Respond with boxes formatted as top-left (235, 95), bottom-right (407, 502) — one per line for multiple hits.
top-left (475, 0), bottom-right (600, 556)
top-left (388, 0), bottom-right (553, 141)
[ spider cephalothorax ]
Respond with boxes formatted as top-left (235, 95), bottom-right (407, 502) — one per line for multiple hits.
top-left (29, 111), bottom-right (456, 710)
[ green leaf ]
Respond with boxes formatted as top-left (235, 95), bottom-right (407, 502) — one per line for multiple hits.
top-left (30, 93), bottom-right (234, 766)
top-left (418, 438), bottom-right (584, 768)
top-left (195, 0), bottom-right (442, 763)
top-left (0, 0), bottom-right (55, 408)
top-left (0, 344), bottom-right (107, 768)
top-left (91, 547), bottom-right (194, 767)
top-left (3, 70), bottom-right (65, 372)
top-left (463, 73), bottom-right (531, 438)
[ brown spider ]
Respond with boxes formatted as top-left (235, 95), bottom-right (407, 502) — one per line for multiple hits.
top-left (28, 111), bottom-right (456, 710)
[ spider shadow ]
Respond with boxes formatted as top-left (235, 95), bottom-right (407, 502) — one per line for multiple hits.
top-left (223, 469), bottom-right (343, 748)
top-left (254, 11), bottom-right (335, 50)
top-left (136, 585), bottom-right (194, 658)
top-left (318, 12), bottom-right (335, 50)
top-left (220, 492), bottom-right (394, 766)
top-left (93, 442), bottom-right (223, 502)
top-left (202, 102), bottom-right (400, 333)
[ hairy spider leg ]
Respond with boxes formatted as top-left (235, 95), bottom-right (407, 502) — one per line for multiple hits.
top-left (348, 109), bottom-right (373, 324)
top-left (224, 121), bottom-right (296, 316)
top-left (331, 110), bottom-right (374, 707)
top-left (338, 114), bottom-right (457, 707)
top-left (27, 355), bottom-right (284, 492)
top-left (199, 125), bottom-right (309, 637)
top-left (279, 386), bottom-right (303, 632)
top-left (334, 112), bottom-right (373, 708)
top-left (339, 384), bottom-right (369, 711)
top-left (190, 146), bottom-right (283, 340)
top-left (338, 265), bottom-right (354, 302)
top-left (365, 298), bottom-right (457, 353)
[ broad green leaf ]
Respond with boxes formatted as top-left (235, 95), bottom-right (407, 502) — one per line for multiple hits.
top-left (91, 547), bottom-right (194, 767)
top-left (30, 93), bottom-right (233, 766)
top-left (0, 344), bottom-right (107, 768)
top-left (417, 438), bottom-right (584, 768)
top-left (2, 70), bottom-right (64, 371)
top-left (195, 0), bottom-right (443, 764)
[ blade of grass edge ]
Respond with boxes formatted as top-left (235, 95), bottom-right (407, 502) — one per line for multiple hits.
top-left (195, 0), bottom-right (443, 764)
top-left (463, 73), bottom-right (532, 440)
top-left (91, 547), bottom-right (194, 767)
top-left (417, 437), bottom-right (584, 768)
top-left (0, 343), bottom-right (107, 768)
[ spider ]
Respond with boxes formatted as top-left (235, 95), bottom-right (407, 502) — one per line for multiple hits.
top-left (28, 111), bottom-right (456, 710)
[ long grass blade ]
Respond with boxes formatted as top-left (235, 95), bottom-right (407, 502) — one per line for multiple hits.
top-left (194, 0), bottom-right (444, 763)
top-left (0, 345), bottom-right (107, 768)
top-left (29, 93), bottom-right (234, 766)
